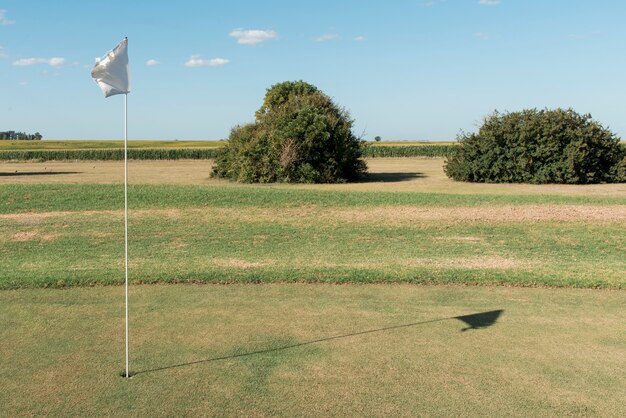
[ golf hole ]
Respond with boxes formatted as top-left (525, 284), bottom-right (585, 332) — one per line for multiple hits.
top-left (118, 370), bottom-right (136, 378)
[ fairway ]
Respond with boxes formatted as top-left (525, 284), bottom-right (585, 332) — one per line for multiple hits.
top-left (2, 158), bottom-right (626, 289)
top-left (1, 284), bottom-right (624, 417)
top-left (1, 156), bottom-right (625, 416)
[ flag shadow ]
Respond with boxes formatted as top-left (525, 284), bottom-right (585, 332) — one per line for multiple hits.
top-left (134, 309), bottom-right (504, 377)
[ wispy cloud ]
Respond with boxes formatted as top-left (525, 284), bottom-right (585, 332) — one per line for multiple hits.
top-left (568, 31), bottom-right (601, 40)
top-left (146, 59), bottom-right (159, 66)
top-left (0, 9), bottom-right (15, 25)
top-left (13, 57), bottom-right (65, 67)
top-left (423, 0), bottom-right (446, 6)
top-left (229, 29), bottom-right (278, 45)
top-left (313, 34), bottom-right (339, 42)
top-left (474, 32), bottom-right (490, 40)
top-left (354, 36), bottom-right (366, 42)
top-left (0, 46), bottom-right (6, 59)
top-left (184, 55), bottom-right (230, 68)
top-left (478, 0), bottom-right (500, 5)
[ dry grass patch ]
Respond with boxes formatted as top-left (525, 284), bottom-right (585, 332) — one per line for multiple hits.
top-left (327, 204), bottom-right (626, 224)
top-left (402, 256), bottom-right (533, 270)
top-left (0, 210), bottom-right (118, 223)
top-left (11, 231), bottom-right (60, 242)
top-left (212, 258), bottom-right (273, 269)
top-left (3, 158), bottom-right (626, 198)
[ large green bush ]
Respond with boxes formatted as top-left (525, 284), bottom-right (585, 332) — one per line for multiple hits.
top-left (444, 108), bottom-right (625, 184)
top-left (212, 81), bottom-right (366, 183)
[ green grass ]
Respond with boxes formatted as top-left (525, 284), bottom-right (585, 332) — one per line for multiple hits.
top-left (2, 184), bottom-right (625, 289)
top-left (2, 158), bottom-right (625, 416)
top-left (2, 183), bottom-right (626, 214)
top-left (1, 284), bottom-right (624, 416)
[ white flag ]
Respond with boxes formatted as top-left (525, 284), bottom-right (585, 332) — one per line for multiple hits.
top-left (91, 38), bottom-right (130, 98)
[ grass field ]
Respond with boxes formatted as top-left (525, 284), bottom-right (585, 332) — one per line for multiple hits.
top-left (1, 158), bottom-right (625, 289)
top-left (1, 156), bottom-right (625, 416)
top-left (1, 284), bottom-right (624, 416)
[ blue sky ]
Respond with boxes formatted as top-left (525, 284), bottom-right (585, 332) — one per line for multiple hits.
top-left (1, 0), bottom-right (625, 140)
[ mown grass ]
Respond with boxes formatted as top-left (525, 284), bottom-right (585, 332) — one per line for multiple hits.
top-left (2, 183), bottom-right (626, 214)
top-left (1, 284), bottom-right (624, 416)
top-left (1, 184), bottom-right (625, 289)
top-left (2, 158), bottom-right (625, 416)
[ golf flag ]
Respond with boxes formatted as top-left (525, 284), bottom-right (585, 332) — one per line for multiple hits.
top-left (91, 37), bottom-right (132, 378)
top-left (91, 38), bottom-right (130, 98)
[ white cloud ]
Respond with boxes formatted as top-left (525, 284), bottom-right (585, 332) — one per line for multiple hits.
top-left (0, 46), bottom-right (6, 59)
top-left (354, 36), bottom-right (366, 42)
top-left (184, 55), bottom-right (230, 68)
top-left (313, 34), bottom-right (339, 42)
top-left (474, 32), bottom-right (490, 40)
top-left (568, 31), bottom-right (601, 40)
top-left (0, 9), bottom-right (15, 25)
top-left (13, 57), bottom-right (65, 67)
top-left (478, 0), bottom-right (500, 5)
top-left (229, 29), bottom-right (278, 45)
top-left (146, 59), bottom-right (159, 66)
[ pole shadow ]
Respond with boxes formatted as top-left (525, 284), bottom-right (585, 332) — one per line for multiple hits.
top-left (0, 171), bottom-right (81, 176)
top-left (134, 309), bottom-right (504, 376)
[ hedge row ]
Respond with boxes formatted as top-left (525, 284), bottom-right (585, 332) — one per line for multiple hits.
top-left (0, 144), bottom-right (456, 161)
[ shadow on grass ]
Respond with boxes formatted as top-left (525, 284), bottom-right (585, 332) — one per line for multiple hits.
top-left (361, 172), bottom-right (425, 183)
top-left (135, 310), bottom-right (503, 376)
top-left (0, 171), bottom-right (81, 176)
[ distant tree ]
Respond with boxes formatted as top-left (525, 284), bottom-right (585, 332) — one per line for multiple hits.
top-left (445, 108), bottom-right (626, 184)
top-left (212, 80), bottom-right (367, 183)
top-left (0, 130), bottom-right (43, 140)
top-left (374, 136), bottom-right (382, 142)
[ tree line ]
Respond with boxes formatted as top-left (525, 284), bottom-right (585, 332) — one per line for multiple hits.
top-left (0, 131), bottom-right (43, 140)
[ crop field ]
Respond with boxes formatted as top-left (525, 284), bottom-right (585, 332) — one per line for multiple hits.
top-left (1, 155), bottom-right (625, 416)
top-left (0, 139), bottom-right (225, 150)
top-left (0, 140), bottom-right (450, 150)
top-left (0, 140), bottom-right (456, 160)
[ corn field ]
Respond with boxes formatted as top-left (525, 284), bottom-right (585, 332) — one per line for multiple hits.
top-left (0, 144), bottom-right (456, 161)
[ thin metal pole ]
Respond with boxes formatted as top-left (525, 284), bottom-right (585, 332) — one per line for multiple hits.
top-left (124, 93), bottom-right (129, 378)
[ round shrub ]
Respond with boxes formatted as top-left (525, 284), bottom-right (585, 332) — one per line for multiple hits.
top-left (212, 80), bottom-right (367, 183)
top-left (444, 108), bottom-right (625, 184)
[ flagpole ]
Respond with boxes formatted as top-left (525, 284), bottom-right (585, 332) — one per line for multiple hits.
top-left (91, 37), bottom-right (130, 378)
top-left (124, 92), bottom-right (129, 378)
